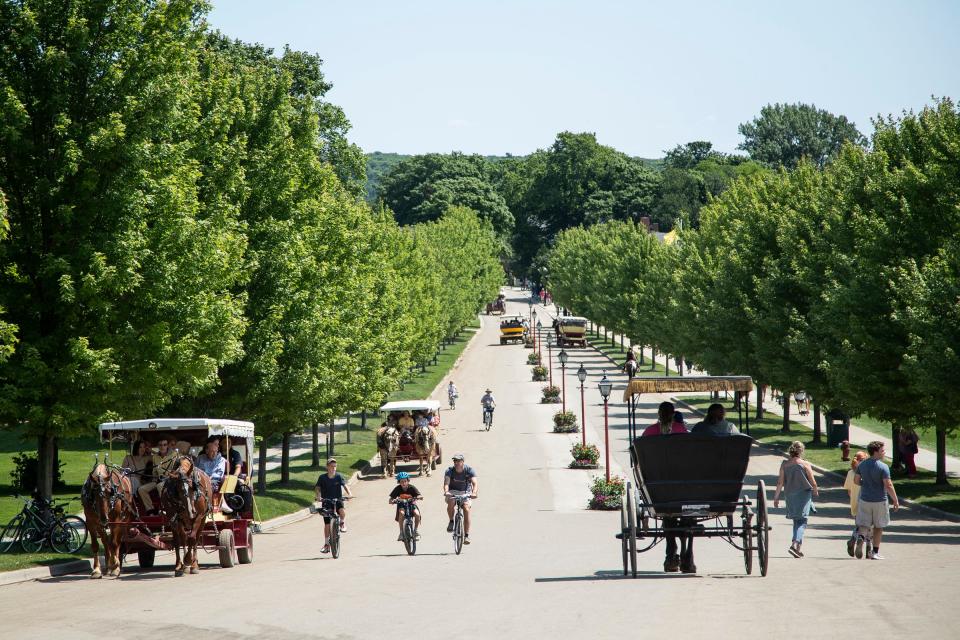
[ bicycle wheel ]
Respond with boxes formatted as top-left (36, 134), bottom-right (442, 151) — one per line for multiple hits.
top-left (403, 519), bottom-right (416, 556)
top-left (20, 521), bottom-right (46, 553)
top-left (50, 516), bottom-right (87, 554)
top-left (453, 511), bottom-right (464, 555)
top-left (330, 519), bottom-right (341, 559)
top-left (0, 514), bottom-right (25, 553)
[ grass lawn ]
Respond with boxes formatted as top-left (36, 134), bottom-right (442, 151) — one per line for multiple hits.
top-left (679, 396), bottom-right (960, 516)
top-left (584, 329), bottom-right (669, 376)
top-left (847, 413), bottom-right (960, 460)
top-left (388, 320), bottom-right (479, 402)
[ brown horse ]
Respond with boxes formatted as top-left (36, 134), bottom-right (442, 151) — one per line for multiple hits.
top-left (161, 457), bottom-right (212, 577)
top-left (414, 424), bottom-right (438, 477)
top-left (80, 462), bottom-right (135, 578)
top-left (377, 425), bottom-right (400, 477)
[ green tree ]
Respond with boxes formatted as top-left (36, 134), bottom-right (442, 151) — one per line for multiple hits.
top-left (0, 0), bottom-right (248, 498)
top-left (738, 103), bottom-right (867, 169)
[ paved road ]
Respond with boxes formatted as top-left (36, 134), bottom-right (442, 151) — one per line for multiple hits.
top-left (2, 289), bottom-right (957, 639)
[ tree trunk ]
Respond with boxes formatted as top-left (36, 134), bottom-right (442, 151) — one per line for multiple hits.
top-left (52, 437), bottom-right (60, 490)
top-left (346, 412), bottom-right (352, 444)
top-left (36, 433), bottom-right (56, 500)
top-left (756, 386), bottom-right (765, 420)
top-left (638, 345), bottom-right (644, 365)
top-left (891, 426), bottom-right (903, 471)
top-left (936, 427), bottom-right (948, 485)
top-left (812, 401), bottom-right (822, 443)
top-left (781, 393), bottom-right (791, 433)
top-left (650, 347), bottom-right (656, 371)
top-left (257, 439), bottom-right (268, 494)
top-left (280, 432), bottom-right (291, 484)
top-left (361, 410), bottom-right (367, 430)
top-left (328, 420), bottom-right (335, 458)
top-left (311, 423), bottom-right (320, 468)
top-left (620, 334), bottom-right (624, 352)
top-left (665, 354), bottom-right (671, 377)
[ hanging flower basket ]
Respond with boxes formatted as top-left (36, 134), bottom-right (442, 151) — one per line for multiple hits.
top-left (588, 475), bottom-right (624, 510)
top-left (552, 410), bottom-right (579, 433)
top-left (569, 442), bottom-right (600, 468)
top-left (541, 385), bottom-right (561, 403)
top-left (531, 365), bottom-right (548, 381)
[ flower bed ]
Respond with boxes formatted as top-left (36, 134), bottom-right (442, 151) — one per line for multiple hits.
top-left (588, 475), bottom-right (624, 510)
top-left (527, 352), bottom-right (542, 365)
top-left (569, 442), bottom-right (599, 468)
top-left (531, 365), bottom-right (548, 381)
top-left (552, 410), bottom-right (579, 433)
top-left (541, 384), bottom-right (561, 403)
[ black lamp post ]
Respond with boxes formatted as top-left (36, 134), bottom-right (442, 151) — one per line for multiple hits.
top-left (536, 320), bottom-right (543, 358)
top-left (558, 349), bottom-right (569, 413)
top-left (598, 374), bottom-right (613, 482)
top-left (547, 340), bottom-right (553, 386)
top-left (577, 363), bottom-right (588, 446)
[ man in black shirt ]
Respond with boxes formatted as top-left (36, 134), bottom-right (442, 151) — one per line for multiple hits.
top-left (443, 453), bottom-right (478, 543)
top-left (389, 472), bottom-right (422, 541)
top-left (314, 458), bottom-right (353, 554)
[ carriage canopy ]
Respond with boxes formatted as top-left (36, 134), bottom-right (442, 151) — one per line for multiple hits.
top-left (98, 418), bottom-right (255, 439)
top-left (379, 400), bottom-right (441, 414)
top-left (621, 375), bottom-right (753, 402)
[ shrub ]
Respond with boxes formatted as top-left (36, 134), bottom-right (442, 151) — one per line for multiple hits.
top-left (541, 385), bottom-right (560, 403)
top-left (569, 442), bottom-right (600, 467)
top-left (588, 475), bottom-right (624, 510)
top-left (527, 352), bottom-right (541, 365)
top-left (531, 365), bottom-right (548, 381)
top-left (552, 410), bottom-right (579, 433)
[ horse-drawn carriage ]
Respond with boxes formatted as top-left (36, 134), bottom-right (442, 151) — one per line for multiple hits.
top-left (499, 316), bottom-right (526, 344)
top-left (486, 294), bottom-right (506, 315)
top-left (95, 418), bottom-right (255, 574)
top-left (555, 316), bottom-right (587, 347)
top-left (618, 376), bottom-right (771, 577)
top-left (377, 401), bottom-right (443, 477)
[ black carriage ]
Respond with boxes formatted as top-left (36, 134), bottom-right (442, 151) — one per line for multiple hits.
top-left (619, 376), bottom-right (771, 577)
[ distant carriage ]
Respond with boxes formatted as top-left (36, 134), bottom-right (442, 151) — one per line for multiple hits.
top-left (378, 401), bottom-right (443, 477)
top-left (486, 294), bottom-right (506, 315)
top-left (499, 316), bottom-right (526, 345)
top-left (555, 316), bottom-right (587, 347)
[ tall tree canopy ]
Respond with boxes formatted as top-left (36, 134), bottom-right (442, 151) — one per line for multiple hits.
top-left (738, 102), bottom-right (867, 169)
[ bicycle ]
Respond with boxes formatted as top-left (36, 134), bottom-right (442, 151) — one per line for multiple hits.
top-left (446, 493), bottom-right (477, 555)
top-left (312, 496), bottom-right (350, 559)
top-left (392, 497), bottom-right (421, 556)
top-left (0, 494), bottom-right (88, 554)
top-left (448, 393), bottom-right (458, 410)
top-left (482, 407), bottom-right (494, 431)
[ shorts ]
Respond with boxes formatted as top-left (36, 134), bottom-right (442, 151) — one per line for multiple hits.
top-left (320, 499), bottom-right (344, 524)
top-left (855, 500), bottom-right (890, 529)
top-left (395, 504), bottom-right (420, 520)
top-left (446, 490), bottom-right (472, 506)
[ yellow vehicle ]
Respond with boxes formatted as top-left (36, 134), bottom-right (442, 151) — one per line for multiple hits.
top-left (499, 316), bottom-right (526, 345)
top-left (556, 316), bottom-right (588, 347)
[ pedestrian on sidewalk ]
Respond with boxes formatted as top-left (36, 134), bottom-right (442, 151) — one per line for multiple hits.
top-left (794, 391), bottom-right (808, 416)
top-left (773, 441), bottom-right (819, 558)
top-left (897, 428), bottom-right (919, 478)
top-left (854, 441), bottom-right (900, 560)
top-left (843, 451), bottom-right (869, 557)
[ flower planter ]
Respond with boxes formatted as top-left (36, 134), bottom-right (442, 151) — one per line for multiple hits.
top-left (570, 443), bottom-right (600, 468)
top-left (588, 475), bottom-right (624, 511)
top-left (569, 460), bottom-right (599, 469)
top-left (531, 365), bottom-right (548, 381)
top-left (541, 385), bottom-right (561, 403)
top-left (526, 352), bottom-right (542, 365)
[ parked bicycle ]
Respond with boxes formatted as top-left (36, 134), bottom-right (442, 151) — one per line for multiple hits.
top-left (312, 496), bottom-right (350, 559)
top-left (0, 494), bottom-right (87, 554)
top-left (446, 493), bottom-right (477, 555)
top-left (392, 497), bottom-right (421, 555)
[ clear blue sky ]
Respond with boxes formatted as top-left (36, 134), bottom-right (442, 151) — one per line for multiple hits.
top-left (208, 0), bottom-right (960, 158)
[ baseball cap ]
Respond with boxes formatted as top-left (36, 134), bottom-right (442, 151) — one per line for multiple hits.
top-left (452, 453), bottom-right (465, 461)
top-left (326, 458), bottom-right (337, 465)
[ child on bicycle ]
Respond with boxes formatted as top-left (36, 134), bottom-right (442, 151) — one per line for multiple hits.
top-left (314, 458), bottom-right (352, 554)
top-left (389, 472), bottom-right (422, 541)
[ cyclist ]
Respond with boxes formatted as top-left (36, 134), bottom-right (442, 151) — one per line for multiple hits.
top-left (447, 381), bottom-right (459, 409)
top-left (443, 454), bottom-right (478, 544)
top-left (314, 458), bottom-right (353, 554)
top-left (389, 472), bottom-right (422, 541)
top-left (480, 388), bottom-right (496, 425)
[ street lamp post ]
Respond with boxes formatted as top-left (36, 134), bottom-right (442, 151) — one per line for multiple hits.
top-left (536, 320), bottom-right (542, 358)
top-left (577, 363), bottom-right (587, 446)
top-left (598, 374), bottom-right (613, 482)
top-left (547, 340), bottom-right (553, 386)
top-left (558, 349), bottom-right (569, 413)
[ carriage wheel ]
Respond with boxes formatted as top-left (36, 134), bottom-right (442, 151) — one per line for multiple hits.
top-left (742, 509), bottom-right (753, 575)
top-left (237, 525), bottom-right (253, 564)
top-left (620, 494), bottom-right (629, 576)
top-left (756, 480), bottom-right (770, 577)
top-left (218, 529), bottom-right (236, 568)
top-left (138, 549), bottom-right (156, 569)
top-left (626, 482), bottom-right (638, 578)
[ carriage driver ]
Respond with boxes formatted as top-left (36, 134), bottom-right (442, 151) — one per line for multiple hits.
top-left (137, 437), bottom-right (180, 514)
top-left (443, 454), bottom-right (478, 544)
top-left (315, 458), bottom-right (353, 554)
top-left (389, 472), bottom-right (422, 541)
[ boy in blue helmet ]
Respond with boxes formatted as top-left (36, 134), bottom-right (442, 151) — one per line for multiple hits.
top-left (389, 472), bottom-right (423, 541)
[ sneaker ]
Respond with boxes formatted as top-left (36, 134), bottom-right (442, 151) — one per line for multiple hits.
top-left (447, 520), bottom-right (454, 533)
top-left (663, 554), bottom-right (681, 572)
top-left (397, 533), bottom-right (404, 542)
top-left (788, 545), bottom-right (800, 558)
top-left (869, 552), bottom-right (885, 560)
top-left (847, 537), bottom-right (856, 557)
top-left (415, 533), bottom-right (421, 541)
top-left (855, 536), bottom-right (864, 559)
top-left (321, 544), bottom-right (331, 554)
top-left (464, 535), bottom-right (471, 545)
top-left (865, 541), bottom-right (874, 559)
top-left (339, 522), bottom-right (347, 533)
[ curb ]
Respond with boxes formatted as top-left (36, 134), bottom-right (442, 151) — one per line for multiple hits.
top-left (0, 559), bottom-right (95, 588)
top-left (671, 396), bottom-right (960, 524)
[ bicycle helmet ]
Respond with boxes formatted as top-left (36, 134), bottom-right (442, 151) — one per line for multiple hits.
top-left (396, 472), bottom-right (411, 481)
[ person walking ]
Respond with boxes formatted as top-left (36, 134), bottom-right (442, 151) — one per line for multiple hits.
top-left (897, 428), bottom-right (919, 478)
top-left (843, 451), bottom-right (869, 556)
top-left (854, 441), bottom-right (900, 560)
top-left (773, 441), bottom-right (819, 558)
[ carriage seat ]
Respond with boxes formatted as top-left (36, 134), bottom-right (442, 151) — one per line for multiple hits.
top-left (631, 434), bottom-right (753, 516)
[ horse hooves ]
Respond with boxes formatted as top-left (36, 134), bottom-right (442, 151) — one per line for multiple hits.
top-left (175, 570), bottom-right (184, 577)
top-left (109, 568), bottom-right (121, 578)
top-left (90, 571), bottom-right (102, 579)
top-left (189, 566), bottom-right (199, 574)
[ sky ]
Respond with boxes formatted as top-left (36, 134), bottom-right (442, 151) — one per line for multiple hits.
top-left (208, 0), bottom-right (960, 158)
